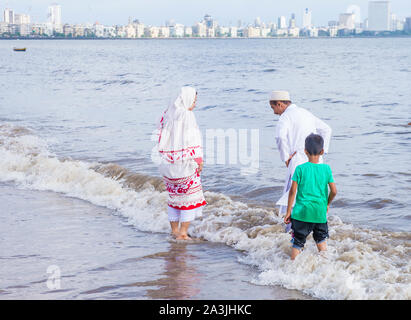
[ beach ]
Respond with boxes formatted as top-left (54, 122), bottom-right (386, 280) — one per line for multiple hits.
top-left (0, 183), bottom-right (310, 299)
top-left (0, 38), bottom-right (410, 299)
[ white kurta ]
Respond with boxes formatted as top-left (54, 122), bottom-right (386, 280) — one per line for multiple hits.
top-left (275, 104), bottom-right (332, 215)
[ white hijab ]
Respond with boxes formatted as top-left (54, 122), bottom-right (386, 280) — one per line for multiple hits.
top-left (158, 86), bottom-right (203, 178)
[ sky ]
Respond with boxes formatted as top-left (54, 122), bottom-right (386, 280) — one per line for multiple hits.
top-left (3, 0), bottom-right (411, 26)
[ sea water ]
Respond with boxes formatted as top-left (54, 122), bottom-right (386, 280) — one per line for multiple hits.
top-left (0, 38), bottom-right (410, 299)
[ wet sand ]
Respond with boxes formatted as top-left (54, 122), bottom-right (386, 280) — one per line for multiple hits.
top-left (0, 183), bottom-right (311, 300)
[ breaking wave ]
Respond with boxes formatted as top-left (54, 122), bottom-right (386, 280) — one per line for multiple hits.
top-left (0, 122), bottom-right (409, 300)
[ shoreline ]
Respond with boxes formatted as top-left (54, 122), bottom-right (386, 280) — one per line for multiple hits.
top-left (2, 35), bottom-right (411, 41)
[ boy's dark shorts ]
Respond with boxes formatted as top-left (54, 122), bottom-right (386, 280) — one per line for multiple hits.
top-left (291, 218), bottom-right (329, 250)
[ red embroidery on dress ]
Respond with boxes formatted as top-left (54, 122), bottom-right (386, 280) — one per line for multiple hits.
top-left (169, 200), bottom-right (207, 211)
top-left (163, 172), bottom-right (206, 210)
top-left (159, 146), bottom-right (202, 163)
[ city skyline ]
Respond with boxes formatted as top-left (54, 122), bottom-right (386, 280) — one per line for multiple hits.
top-left (2, 1), bottom-right (411, 38)
top-left (3, 0), bottom-right (411, 26)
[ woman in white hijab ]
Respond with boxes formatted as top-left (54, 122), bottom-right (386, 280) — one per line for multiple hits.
top-left (158, 86), bottom-right (206, 240)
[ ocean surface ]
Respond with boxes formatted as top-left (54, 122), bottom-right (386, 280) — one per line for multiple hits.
top-left (0, 38), bottom-right (410, 300)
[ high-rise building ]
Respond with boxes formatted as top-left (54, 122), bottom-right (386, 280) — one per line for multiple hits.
top-left (245, 26), bottom-right (261, 38)
top-left (170, 24), bottom-right (184, 37)
top-left (389, 14), bottom-right (403, 31)
top-left (346, 5), bottom-right (361, 24)
top-left (303, 8), bottom-right (312, 29)
top-left (184, 26), bottom-right (193, 37)
top-left (405, 17), bottom-right (411, 32)
top-left (136, 23), bottom-right (145, 38)
top-left (278, 16), bottom-right (287, 29)
top-left (339, 13), bottom-right (355, 30)
top-left (204, 14), bottom-right (214, 29)
top-left (4, 8), bottom-right (14, 24)
top-left (368, 1), bottom-right (391, 31)
top-left (48, 4), bottom-right (61, 25)
top-left (229, 27), bottom-right (238, 38)
top-left (166, 20), bottom-right (175, 27)
top-left (289, 13), bottom-right (296, 28)
top-left (48, 4), bottom-right (62, 33)
top-left (193, 22), bottom-right (207, 37)
top-left (14, 14), bottom-right (31, 25)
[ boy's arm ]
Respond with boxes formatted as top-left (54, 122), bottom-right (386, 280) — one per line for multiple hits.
top-left (284, 181), bottom-right (298, 224)
top-left (327, 182), bottom-right (337, 212)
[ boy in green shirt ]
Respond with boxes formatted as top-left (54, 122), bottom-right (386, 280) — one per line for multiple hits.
top-left (284, 133), bottom-right (337, 260)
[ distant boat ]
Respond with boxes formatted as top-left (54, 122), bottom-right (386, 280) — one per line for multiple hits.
top-left (13, 48), bottom-right (26, 52)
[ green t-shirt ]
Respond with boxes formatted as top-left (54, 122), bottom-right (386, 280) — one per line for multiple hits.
top-left (291, 162), bottom-right (335, 223)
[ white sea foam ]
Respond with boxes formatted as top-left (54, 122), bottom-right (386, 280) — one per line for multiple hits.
top-left (0, 123), bottom-right (409, 300)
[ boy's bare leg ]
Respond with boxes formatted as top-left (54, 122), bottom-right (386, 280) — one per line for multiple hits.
top-left (176, 222), bottom-right (192, 240)
top-left (316, 241), bottom-right (327, 252)
top-left (291, 247), bottom-right (301, 260)
top-left (170, 221), bottom-right (180, 238)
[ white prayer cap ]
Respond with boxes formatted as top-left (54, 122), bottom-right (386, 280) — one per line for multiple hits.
top-left (270, 90), bottom-right (291, 101)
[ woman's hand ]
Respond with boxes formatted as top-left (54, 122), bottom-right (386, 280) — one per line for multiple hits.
top-left (198, 162), bottom-right (204, 174)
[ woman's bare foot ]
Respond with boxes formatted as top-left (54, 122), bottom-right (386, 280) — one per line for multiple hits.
top-left (170, 222), bottom-right (180, 239)
top-left (176, 234), bottom-right (192, 240)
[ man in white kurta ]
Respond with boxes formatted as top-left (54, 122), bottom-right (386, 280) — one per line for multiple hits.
top-left (270, 91), bottom-right (332, 224)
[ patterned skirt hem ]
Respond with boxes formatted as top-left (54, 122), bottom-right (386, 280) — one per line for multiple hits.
top-left (168, 200), bottom-right (207, 211)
